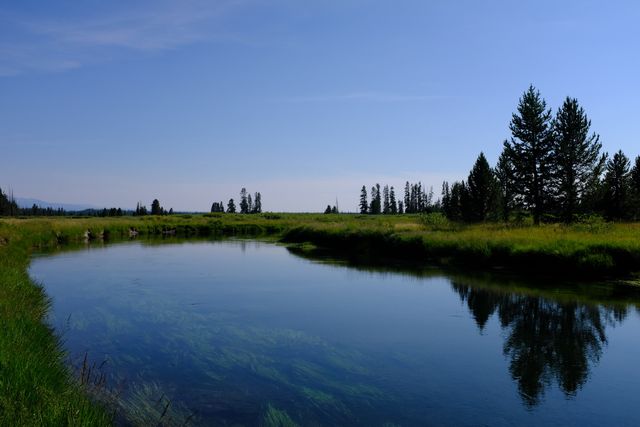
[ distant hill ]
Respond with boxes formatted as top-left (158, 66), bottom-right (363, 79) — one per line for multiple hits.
top-left (16, 197), bottom-right (102, 212)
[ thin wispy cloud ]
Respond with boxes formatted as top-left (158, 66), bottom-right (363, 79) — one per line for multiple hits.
top-left (277, 92), bottom-right (451, 103)
top-left (0, 0), bottom-right (249, 75)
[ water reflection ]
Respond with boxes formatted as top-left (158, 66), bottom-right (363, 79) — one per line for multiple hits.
top-left (452, 282), bottom-right (628, 406)
top-left (287, 244), bottom-right (640, 407)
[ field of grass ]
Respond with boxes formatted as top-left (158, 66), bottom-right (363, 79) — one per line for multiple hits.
top-left (2, 213), bottom-right (640, 425)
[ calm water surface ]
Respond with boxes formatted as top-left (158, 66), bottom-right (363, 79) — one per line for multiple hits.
top-left (29, 240), bottom-right (640, 426)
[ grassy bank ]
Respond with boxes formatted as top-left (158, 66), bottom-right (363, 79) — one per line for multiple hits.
top-left (2, 213), bottom-right (640, 424)
top-left (281, 216), bottom-right (640, 279)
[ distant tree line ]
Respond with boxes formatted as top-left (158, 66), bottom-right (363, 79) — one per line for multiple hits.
top-left (358, 182), bottom-right (437, 215)
top-left (134, 199), bottom-right (173, 216)
top-left (0, 187), bottom-right (133, 217)
top-left (324, 203), bottom-right (339, 214)
top-left (211, 188), bottom-right (262, 214)
top-left (0, 188), bottom-right (18, 216)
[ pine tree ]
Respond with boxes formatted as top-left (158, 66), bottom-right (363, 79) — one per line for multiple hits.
top-left (630, 156), bottom-right (640, 219)
top-left (359, 185), bottom-right (368, 214)
top-left (370, 183), bottom-right (382, 214)
top-left (151, 199), bottom-right (162, 215)
top-left (404, 181), bottom-right (411, 213)
top-left (240, 188), bottom-right (248, 213)
top-left (552, 97), bottom-right (604, 222)
top-left (247, 194), bottom-right (253, 213)
top-left (253, 192), bottom-right (262, 213)
top-left (383, 185), bottom-right (390, 214)
top-left (466, 152), bottom-right (498, 222)
top-left (425, 186), bottom-right (434, 212)
top-left (324, 205), bottom-right (332, 214)
top-left (227, 198), bottom-right (236, 213)
top-left (604, 150), bottom-right (631, 220)
top-left (495, 145), bottom-right (518, 222)
top-left (389, 186), bottom-right (397, 214)
top-left (0, 188), bottom-right (18, 216)
top-left (447, 181), bottom-right (469, 221)
top-left (398, 201), bottom-right (404, 214)
top-left (505, 86), bottom-right (554, 224)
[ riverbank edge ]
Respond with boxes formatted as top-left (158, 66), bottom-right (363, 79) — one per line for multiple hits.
top-left (2, 214), bottom-right (640, 424)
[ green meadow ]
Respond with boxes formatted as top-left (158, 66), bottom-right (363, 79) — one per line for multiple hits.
top-left (2, 213), bottom-right (640, 425)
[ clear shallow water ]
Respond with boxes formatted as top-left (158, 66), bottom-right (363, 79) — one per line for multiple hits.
top-left (29, 240), bottom-right (640, 426)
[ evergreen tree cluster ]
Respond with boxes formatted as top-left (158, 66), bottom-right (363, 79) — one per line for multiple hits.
top-left (230, 188), bottom-right (262, 214)
top-left (403, 181), bottom-right (435, 214)
top-left (98, 207), bottom-right (124, 217)
top-left (210, 201), bottom-right (225, 213)
top-left (0, 188), bottom-right (18, 216)
top-left (359, 182), bottom-right (435, 215)
top-left (324, 204), bottom-right (339, 214)
top-left (442, 153), bottom-right (499, 222)
top-left (442, 86), bottom-right (640, 223)
top-left (135, 199), bottom-right (173, 216)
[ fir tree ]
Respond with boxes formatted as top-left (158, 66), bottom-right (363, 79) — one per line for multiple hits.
top-left (239, 188), bottom-right (249, 214)
top-left (552, 97), bottom-right (604, 222)
top-left (505, 86), bottom-right (554, 224)
top-left (441, 182), bottom-right (450, 217)
top-left (0, 187), bottom-right (18, 216)
top-left (495, 145), bottom-right (518, 222)
top-left (253, 192), bottom-right (262, 213)
top-left (227, 198), bottom-right (236, 213)
top-left (370, 184), bottom-right (382, 214)
top-left (466, 152), bottom-right (498, 222)
top-left (383, 185), bottom-right (390, 214)
top-left (604, 150), bottom-right (631, 220)
top-left (631, 156), bottom-right (640, 219)
top-left (151, 199), bottom-right (162, 215)
top-left (359, 185), bottom-right (368, 214)
top-left (404, 181), bottom-right (411, 213)
top-left (389, 186), bottom-right (397, 214)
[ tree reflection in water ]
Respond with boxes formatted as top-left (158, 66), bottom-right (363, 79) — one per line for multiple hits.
top-left (452, 282), bottom-right (628, 406)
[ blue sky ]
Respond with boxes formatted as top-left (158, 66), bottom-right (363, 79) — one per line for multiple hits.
top-left (2, 0), bottom-right (639, 211)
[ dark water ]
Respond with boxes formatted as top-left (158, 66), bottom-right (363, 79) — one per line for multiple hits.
top-left (29, 240), bottom-right (640, 426)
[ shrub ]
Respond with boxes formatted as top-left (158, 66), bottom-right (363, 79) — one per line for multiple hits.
top-left (419, 213), bottom-right (453, 231)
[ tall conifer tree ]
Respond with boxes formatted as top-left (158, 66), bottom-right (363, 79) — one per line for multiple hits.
top-left (389, 186), bottom-right (397, 214)
top-left (604, 150), bottom-right (631, 220)
top-left (505, 86), bottom-right (554, 224)
top-left (383, 185), bottom-right (390, 214)
top-left (359, 185), bottom-right (368, 214)
top-left (552, 97), bottom-right (604, 222)
top-left (466, 152), bottom-right (498, 221)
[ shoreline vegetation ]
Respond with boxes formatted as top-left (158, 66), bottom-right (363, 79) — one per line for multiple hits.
top-left (2, 213), bottom-right (640, 425)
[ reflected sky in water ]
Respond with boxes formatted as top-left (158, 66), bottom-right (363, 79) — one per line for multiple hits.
top-left (30, 240), bottom-right (640, 426)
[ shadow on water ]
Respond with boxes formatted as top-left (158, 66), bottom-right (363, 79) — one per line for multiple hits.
top-left (286, 243), bottom-right (640, 408)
